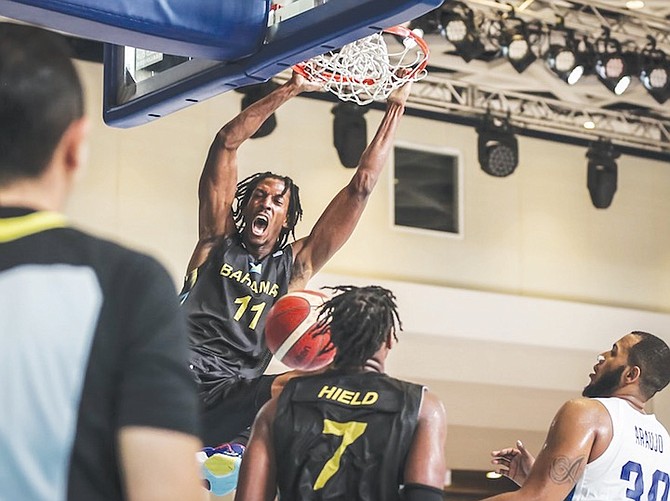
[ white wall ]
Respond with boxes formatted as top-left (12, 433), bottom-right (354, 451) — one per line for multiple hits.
top-left (68, 61), bottom-right (670, 471)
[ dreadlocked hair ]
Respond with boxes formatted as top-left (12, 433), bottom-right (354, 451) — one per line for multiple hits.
top-left (233, 171), bottom-right (303, 250)
top-left (314, 285), bottom-right (402, 368)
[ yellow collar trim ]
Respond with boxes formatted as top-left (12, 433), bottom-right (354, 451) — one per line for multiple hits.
top-left (0, 211), bottom-right (68, 243)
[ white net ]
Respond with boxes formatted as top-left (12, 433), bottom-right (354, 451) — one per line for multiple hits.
top-left (296, 28), bottom-right (429, 105)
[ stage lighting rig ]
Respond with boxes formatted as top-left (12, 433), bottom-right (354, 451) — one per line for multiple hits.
top-left (639, 38), bottom-right (670, 104)
top-left (440, 1), bottom-right (485, 62)
top-left (546, 28), bottom-right (590, 86)
top-left (594, 32), bottom-right (636, 96)
top-left (498, 16), bottom-right (540, 74)
top-left (332, 102), bottom-right (369, 168)
top-left (477, 114), bottom-right (519, 177)
top-left (238, 81), bottom-right (279, 138)
top-left (408, 9), bottom-right (442, 37)
top-left (586, 140), bottom-right (620, 209)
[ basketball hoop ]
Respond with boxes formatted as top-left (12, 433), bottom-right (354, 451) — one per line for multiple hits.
top-left (293, 25), bottom-right (429, 105)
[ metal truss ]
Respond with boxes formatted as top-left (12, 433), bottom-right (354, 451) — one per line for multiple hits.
top-left (410, 73), bottom-right (670, 155)
top-left (272, 68), bottom-right (670, 157)
top-left (465, 0), bottom-right (670, 51)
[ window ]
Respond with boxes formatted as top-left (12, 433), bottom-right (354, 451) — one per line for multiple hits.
top-left (392, 142), bottom-right (463, 237)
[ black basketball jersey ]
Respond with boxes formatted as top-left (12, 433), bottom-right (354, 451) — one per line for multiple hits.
top-left (180, 234), bottom-right (293, 405)
top-left (0, 207), bottom-right (198, 500)
top-left (273, 370), bottom-right (424, 501)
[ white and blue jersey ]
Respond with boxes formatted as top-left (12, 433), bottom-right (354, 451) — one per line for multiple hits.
top-left (567, 397), bottom-right (669, 501)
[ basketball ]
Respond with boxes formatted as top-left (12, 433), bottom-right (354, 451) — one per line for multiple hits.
top-left (265, 290), bottom-right (335, 371)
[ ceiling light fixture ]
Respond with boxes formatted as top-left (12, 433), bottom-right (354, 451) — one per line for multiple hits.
top-left (594, 31), bottom-right (635, 96)
top-left (440, 1), bottom-right (485, 62)
top-left (332, 102), bottom-right (369, 168)
top-left (238, 81), bottom-right (279, 138)
top-left (499, 14), bottom-right (539, 74)
top-left (586, 140), bottom-right (620, 209)
top-left (546, 25), bottom-right (589, 85)
top-left (477, 114), bottom-right (519, 177)
top-left (626, 0), bottom-right (645, 9)
top-left (639, 37), bottom-right (670, 104)
top-left (408, 9), bottom-right (442, 36)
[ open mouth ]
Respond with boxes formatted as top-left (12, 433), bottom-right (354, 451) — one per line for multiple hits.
top-left (251, 214), bottom-right (269, 236)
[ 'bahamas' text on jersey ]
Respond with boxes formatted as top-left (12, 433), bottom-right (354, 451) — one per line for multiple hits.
top-left (219, 263), bottom-right (280, 297)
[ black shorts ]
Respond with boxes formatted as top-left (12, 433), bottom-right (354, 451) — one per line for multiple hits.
top-left (199, 375), bottom-right (276, 446)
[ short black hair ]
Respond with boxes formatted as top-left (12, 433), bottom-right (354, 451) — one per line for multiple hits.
top-left (233, 171), bottom-right (302, 249)
top-left (316, 285), bottom-right (402, 368)
top-left (628, 331), bottom-right (670, 399)
top-left (0, 23), bottom-right (84, 186)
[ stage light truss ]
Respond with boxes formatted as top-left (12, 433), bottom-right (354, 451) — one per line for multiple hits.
top-left (408, 74), bottom-right (670, 156)
top-left (464, 0), bottom-right (670, 53)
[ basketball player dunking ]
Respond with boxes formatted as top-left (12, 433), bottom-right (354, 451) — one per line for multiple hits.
top-left (179, 71), bottom-right (413, 495)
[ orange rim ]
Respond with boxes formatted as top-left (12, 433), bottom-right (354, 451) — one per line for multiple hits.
top-left (292, 25), bottom-right (429, 85)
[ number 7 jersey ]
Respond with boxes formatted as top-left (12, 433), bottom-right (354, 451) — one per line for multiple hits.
top-left (273, 370), bottom-right (424, 501)
top-left (568, 397), bottom-right (669, 501)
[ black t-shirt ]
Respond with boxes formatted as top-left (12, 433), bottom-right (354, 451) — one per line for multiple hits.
top-left (0, 207), bottom-right (198, 501)
top-left (180, 234), bottom-right (293, 405)
top-left (273, 370), bottom-right (424, 501)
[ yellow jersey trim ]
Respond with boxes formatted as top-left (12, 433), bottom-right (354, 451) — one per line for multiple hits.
top-left (0, 211), bottom-right (68, 243)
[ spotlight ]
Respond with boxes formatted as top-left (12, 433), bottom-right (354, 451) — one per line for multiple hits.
top-left (546, 30), bottom-right (590, 85)
top-left (439, 2), bottom-right (485, 62)
top-left (477, 115), bottom-right (519, 177)
top-left (238, 81), bottom-right (280, 138)
top-left (332, 102), bottom-right (369, 168)
top-left (594, 34), bottom-right (636, 95)
top-left (626, 0), bottom-right (645, 9)
top-left (408, 9), bottom-right (442, 36)
top-left (586, 140), bottom-right (620, 209)
top-left (499, 17), bottom-right (539, 73)
top-left (639, 38), bottom-right (670, 104)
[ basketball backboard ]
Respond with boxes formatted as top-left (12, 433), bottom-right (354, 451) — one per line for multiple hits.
top-left (103, 0), bottom-right (444, 127)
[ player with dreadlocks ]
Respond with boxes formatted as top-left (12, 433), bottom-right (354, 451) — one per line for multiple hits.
top-left (179, 71), bottom-right (415, 495)
top-left (231, 171), bottom-right (303, 250)
top-left (318, 285), bottom-right (402, 367)
top-left (235, 285), bottom-right (448, 501)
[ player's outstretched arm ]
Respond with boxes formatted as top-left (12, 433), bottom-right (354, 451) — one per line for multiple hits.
top-left (402, 390), bottom-right (447, 501)
top-left (289, 82), bottom-right (413, 290)
top-left (480, 398), bottom-right (609, 501)
top-left (234, 399), bottom-right (279, 501)
top-left (490, 440), bottom-right (535, 486)
top-left (119, 427), bottom-right (205, 501)
top-left (186, 72), bottom-right (321, 275)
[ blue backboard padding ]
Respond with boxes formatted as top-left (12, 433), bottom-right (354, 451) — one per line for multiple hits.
top-left (103, 0), bottom-right (444, 127)
top-left (0, 0), bottom-right (269, 60)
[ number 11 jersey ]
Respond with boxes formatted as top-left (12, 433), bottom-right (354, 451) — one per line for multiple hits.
top-left (181, 234), bottom-right (293, 406)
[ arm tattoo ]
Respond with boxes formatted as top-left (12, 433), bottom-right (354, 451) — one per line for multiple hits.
top-left (549, 456), bottom-right (585, 485)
